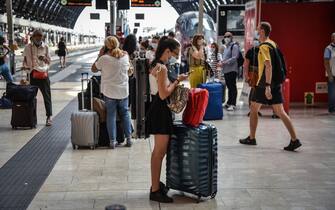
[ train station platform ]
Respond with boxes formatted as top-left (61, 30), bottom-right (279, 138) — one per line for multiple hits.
top-left (0, 50), bottom-right (335, 210)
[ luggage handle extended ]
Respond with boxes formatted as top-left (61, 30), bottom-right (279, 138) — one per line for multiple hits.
top-left (80, 72), bottom-right (93, 111)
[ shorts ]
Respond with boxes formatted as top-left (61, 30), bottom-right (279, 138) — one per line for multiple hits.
top-left (251, 85), bottom-right (283, 105)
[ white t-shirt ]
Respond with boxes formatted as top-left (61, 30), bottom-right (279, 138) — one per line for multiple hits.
top-left (95, 54), bottom-right (130, 99)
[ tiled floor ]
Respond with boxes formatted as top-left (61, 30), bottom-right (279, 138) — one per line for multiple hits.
top-left (26, 106), bottom-right (335, 210)
top-left (1, 51), bottom-right (335, 209)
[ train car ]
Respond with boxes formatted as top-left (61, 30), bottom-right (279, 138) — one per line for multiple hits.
top-left (175, 11), bottom-right (217, 73)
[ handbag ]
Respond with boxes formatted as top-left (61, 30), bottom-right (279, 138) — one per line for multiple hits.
top-left (32, 70), bottom-right (48, 79)
top-left (0, 93), bottom-right (12, 109)
top-left (248, 66), bottom-right (259, 87)
top-left (30, 45), bottom-right (48, 80)
top-left (167, 85), bottom-right (190, 113)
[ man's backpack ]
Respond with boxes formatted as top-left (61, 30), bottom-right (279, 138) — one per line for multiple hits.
top-left (230, 43), bottom-right (244, 68)
top-left (259, 42), bottom-right (287, 86)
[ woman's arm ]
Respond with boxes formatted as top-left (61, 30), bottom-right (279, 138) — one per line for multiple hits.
top-left (157, 64), bottom-right (179, 100)
top-left (191, 46), bottom-right (205, 60)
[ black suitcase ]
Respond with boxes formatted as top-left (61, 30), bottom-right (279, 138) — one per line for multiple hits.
top-left (166, 122), bottom-right (218, 201)
top-left (11, 99), bottom-right (37, 129)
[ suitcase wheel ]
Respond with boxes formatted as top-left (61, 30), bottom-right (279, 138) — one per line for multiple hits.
top-left (90, 146), bottom-right (95, 150)
top-left (196, 196), bottom-right (201, 203)
top-left (12, 126), bottom-right (17, 130)
top-left (72, 144), bottom-right (76, 150)
top-left (211, 192), bottom-right (217, 199)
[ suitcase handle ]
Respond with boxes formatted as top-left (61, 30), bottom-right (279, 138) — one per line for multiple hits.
top-left (80, 73), bottom-right (93, 111)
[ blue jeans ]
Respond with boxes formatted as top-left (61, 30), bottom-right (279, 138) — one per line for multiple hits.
top-left (104, 96), bottom-right (132, 143)
top-left (328, 80), bottom-right (335, 112)
top-left (0, 63), bottom-right (13, 82)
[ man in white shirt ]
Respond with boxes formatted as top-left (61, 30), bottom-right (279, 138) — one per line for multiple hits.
top-left (23, 30), bottom-right (52, 126)
top-left (324, 32), bottom-right (335, 113)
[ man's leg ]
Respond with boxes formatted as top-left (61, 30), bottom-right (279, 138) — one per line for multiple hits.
top-left (249, 102), bottom-right (262, 139)
top-left (272, 104), bottom-right (301, 151)
top-left (272, 104), bottom-right (297, 140)
top-left (0, 64), bottom-right (14, 83)
top-left (328, 80), bottom-right (335, 113)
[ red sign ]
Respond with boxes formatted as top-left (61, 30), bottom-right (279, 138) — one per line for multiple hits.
top-left (244, 1), bottom-right (257, 52)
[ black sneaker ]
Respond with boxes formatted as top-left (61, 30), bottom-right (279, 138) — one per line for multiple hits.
top-left (284, 139), bottom-right (302, 151)
top-left (150, 188), bottom-right (173, 203)
top-left (159, 181), bottom-right (169, 195)
top-left (239, 136), bottom-right (257, 145)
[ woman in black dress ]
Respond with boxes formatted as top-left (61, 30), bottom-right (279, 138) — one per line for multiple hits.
top-left (147, 38), bottom-right (188, 203)
top-left (57, 37), bottom-right (67, 68)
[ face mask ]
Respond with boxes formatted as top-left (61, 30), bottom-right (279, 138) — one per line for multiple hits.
top-left (253, 40), bottom-right (260, 47)
top-left (33, 40), bottom-right (42, 47)
top-left (169, 56), bottom-right (177, 63)
top-left (151, 43), bottom-right (157, 49)
top-left (254, 31), bottom-right (260, 40)
top-left (224, 38), bottom-right (231, 44)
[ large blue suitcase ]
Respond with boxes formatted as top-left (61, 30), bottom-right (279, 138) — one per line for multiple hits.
top-left (198, 82), bottom-right (224, 120)
top-left (166, 122), bottom-right (218, 201)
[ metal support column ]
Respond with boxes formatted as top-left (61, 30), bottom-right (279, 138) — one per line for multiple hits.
top-left (6, 0), bottom-right (15, 75)
top-left (198, 0), bottom-right (205, 34)
top-left (110, 0), bottom-right (117, 35)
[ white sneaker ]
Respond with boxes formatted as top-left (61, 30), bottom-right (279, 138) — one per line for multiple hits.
top-left (227, 105), bottom-right (236, 111)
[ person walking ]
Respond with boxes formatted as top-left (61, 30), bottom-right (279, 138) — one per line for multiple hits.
top-left (91, 36), bottom-right (133, 149)
top-left (57, 37), bottom-right (68, 68)
top-left (146, 38), bottom-right (188, 203)
top-left (23, 30), bottom-right (53, 126)
top-left (324, 32), bottom-right (335, 113)
top-left (239, 22), bottom-right (302, 151)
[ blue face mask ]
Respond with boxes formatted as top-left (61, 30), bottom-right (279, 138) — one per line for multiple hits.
top-left (253, 40), bottom-right (260, 47)
top-left (254, 31), bottom-right (260, 40)
top-left (169, 56), bottom-right (177, 64)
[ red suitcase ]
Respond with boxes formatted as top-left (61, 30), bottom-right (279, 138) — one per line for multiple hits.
top-left (182, 88), bottom-right (209, 127)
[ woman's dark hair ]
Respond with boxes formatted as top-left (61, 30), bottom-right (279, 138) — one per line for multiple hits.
top-left (151, 38), bottom-right (180, 68)
top-left (211, 42), bottom-right (219, 55)
top-left (0, 36), bottom-right (5, 45)
top-left (192, 34), bottom-right (204, 50)
top-left (122, 34), bottom-right (137, 56)
top-left (140, 40), bottom-right (149, 50)
top-left (60, 37), bottom-right (65, 42)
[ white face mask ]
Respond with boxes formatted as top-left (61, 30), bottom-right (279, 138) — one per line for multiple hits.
top-left (254, 31), bottom-right (260, 40)
top-left (224, 38), bottom-right (231, 44)
top-left (253, 40), bottom-right (260, 47)
top-left (151, 43), bottom-right (157, 50)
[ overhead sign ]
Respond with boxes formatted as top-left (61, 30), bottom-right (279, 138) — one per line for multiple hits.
top-left (131, 0), bottom-right (161, 7)
top-left (134, 23), bottom-right (140, 27)
top-left (135, 14), bottom-right (145, 20)
top-left (60, 0), bottom-right (92, 6)
top-left (90, 13), bottom-right (100, 20)
top-left (118, 0), bottom-right (130, 10)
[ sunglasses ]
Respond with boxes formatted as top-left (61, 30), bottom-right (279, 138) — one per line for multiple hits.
top-left (223, 35), bottom-right (231, 38)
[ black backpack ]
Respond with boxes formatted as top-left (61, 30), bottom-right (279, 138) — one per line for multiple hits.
top-left (259, 42), bottom-right (287, 85)
top-left (230, 43), bottom-right (244, 68)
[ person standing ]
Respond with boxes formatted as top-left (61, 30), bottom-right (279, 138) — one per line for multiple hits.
top-left (147, 38), bottom-right (188, 203)
top-left (0, 35), bottom-right (13, 83)
top-left (221, 32), bottom-right (239, 111)
top-left (239, 22), bottom-right (301, 151)
top-left (23, 30), bottom-right (52, 126)
top-left (209, 42), bottom-right (222, 78)
top-left (324, 32), bottom-right (335, 113)
top-left (188, 34), bottom-right (206, 88)
top-left (57, 37), bottom-right (68, 68)
top-left (91, 36), bottom-right (133, 149)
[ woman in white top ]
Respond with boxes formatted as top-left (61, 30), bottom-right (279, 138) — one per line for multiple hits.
top-left (92, 36), bottom-right (132, 149)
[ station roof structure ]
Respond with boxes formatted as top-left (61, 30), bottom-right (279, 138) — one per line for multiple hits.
top-left (0, 0), bottom-right (301, 29)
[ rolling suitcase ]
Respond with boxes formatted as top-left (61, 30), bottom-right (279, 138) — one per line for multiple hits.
top-left (198, 82), bottom-right (224, 120)
top-left (166, 122), bottom-right (218, 201)
top-left (11, 99), bottom-right (37, 129)
top-left (71, 73), bottom-right (99, 150)
top-left (182, 88), bottom-right (209, 127)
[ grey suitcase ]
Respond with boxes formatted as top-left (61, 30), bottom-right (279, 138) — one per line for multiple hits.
top-left (71, 73), bottom-right (99, 150)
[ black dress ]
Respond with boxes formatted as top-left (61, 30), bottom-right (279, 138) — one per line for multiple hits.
top-left (57, 41), bottom-right (66, 57)
top-left (146, 94), bottom-right (173, 135)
